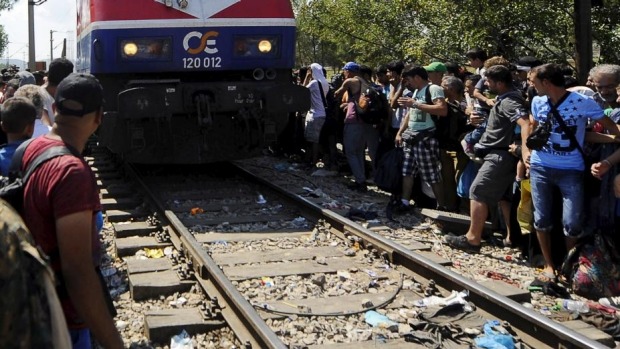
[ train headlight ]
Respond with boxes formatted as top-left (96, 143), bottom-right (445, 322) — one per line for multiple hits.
top-left (258, 40), bottom-right (272, 53)
top-left (123, 42), bottom-right (138, 56)
top-left (233, 36), bottom-right (279, 57)
top-left (120, 38), bottom-right (172, 61)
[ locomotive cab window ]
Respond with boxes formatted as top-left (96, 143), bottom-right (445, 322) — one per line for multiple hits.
top-left (233, 36), bottom-right (280, 58)
top-left (120, 37), bottom-right (172, 61)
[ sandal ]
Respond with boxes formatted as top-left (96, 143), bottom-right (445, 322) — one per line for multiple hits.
top-left (536, 271), bottom-right (557, 283)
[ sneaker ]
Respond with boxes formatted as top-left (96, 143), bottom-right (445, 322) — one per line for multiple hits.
top-left (599, 296), bottom-right (620, 309)
top-left (444, 234), bottom-right (481, 253)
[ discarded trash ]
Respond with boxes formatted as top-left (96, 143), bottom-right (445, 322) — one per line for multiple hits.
top-left (474, 320), bottom-right (515, 349)
top-left (274, 163), bottom-right (288, 172)
top-left (291, 217), bottom-right (307, 228)
top-left (261, 277), bottom-right (274, 287)
top-left (145, 248), bottom-right (164, 259)
top-left (364, 310), bottom-right (398, 331)
top-left (169, 297), bottom-right (188, 307)
top-left (337, 271), bottom-right (351, 281)
top-left (100, 266), bottom-right (117, 277)
top-left (164, 246), bottom-right (174, 256)
top-left (256, 194), bottom-right (267, 204)
top-left (414, 290), bottom-right (469, 308)
top-left (171, 329), bottom-right (193, 349)
top-left (190, 207), bottom-right (204, 215)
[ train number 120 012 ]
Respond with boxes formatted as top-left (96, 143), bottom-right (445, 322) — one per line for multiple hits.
top-left (183, 57), bottom-right (222, 69)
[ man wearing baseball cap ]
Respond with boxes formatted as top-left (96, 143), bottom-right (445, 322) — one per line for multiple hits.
top-left (21, 73), bottom-right (123, 349)
top-left (424, 62), bottom-right (447, 85)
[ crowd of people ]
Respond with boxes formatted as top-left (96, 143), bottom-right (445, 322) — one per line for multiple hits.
top-left (292, 49), bottom-right (620, 283)
top-left (0, 62), bottom-right (123, 348)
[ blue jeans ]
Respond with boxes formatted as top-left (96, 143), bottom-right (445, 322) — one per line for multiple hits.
top-left (530, 166), bottom-right (584, 237)
top-left (70, 328), bottom-right (91, 349)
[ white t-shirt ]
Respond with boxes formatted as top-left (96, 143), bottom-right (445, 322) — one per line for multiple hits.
top-left (306, 80), bottom-right (327, 119)
top-left (32, 119), bottom-right (51, 138)
top-left (39, 86), bottom-right (55, 125)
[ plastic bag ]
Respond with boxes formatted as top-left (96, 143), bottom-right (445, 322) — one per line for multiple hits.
top-left (517, 179), bottom-right (533, 232)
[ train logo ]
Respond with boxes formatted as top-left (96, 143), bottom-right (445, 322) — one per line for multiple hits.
top-left (183, 31), bottom-right (219, 55)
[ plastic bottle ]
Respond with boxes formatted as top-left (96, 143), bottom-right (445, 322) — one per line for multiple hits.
top-left (558, 299), bottom-right (590, 313)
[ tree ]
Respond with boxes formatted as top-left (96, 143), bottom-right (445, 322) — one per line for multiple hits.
top-left (0, 0), bottom-right (20, 58)
top-left (296, 0), bottom-right (620, 78)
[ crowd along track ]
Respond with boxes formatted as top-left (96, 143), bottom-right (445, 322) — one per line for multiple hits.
top-left (87, 144), bottom-right (613, 349)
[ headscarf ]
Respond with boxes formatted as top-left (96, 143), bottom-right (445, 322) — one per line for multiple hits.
top-left (310, 63), bottom-right (329, 98)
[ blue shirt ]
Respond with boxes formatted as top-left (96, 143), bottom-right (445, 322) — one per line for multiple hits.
top-left (0, 140), bottom-right (27, 176)
top-left (530, 92), bottom-right (604, 170)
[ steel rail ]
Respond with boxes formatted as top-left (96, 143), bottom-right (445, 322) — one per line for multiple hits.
top-left (122, 162), bottom-right (287, 349)
top-left (234, 163), bottom-right (609, 349)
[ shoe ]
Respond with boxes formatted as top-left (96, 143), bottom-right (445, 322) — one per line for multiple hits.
top-left (599, 296), bottom-right (620, 310)
top-left (393, 202), bottom-right (412, 214)
top-left (444, 234), bottom-right (481, 253)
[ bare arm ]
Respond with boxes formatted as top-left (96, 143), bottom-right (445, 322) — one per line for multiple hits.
top-left (597, 116), bottom-right (620, 137)
top-left (585, 132), bottom-right (620, 143)
top-left (395, 111), bottom-right (410, 146)
top-left (390, 83), bottom-right (404, 109)
top-left (417, 97), bottom-right (448, 117)
top-left (56, 211), bottom-right (124, 349)
top-left (473, 88), bottom-right (494, 107)
top-left (517, 116), bottom-right (532, 167)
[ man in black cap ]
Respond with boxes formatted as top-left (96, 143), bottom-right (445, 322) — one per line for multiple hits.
top-left (21, 73), bottom-right (123, 349)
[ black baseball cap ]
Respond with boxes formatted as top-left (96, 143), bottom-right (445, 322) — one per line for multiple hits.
top-left (55, 73), bottom-right (103, 117)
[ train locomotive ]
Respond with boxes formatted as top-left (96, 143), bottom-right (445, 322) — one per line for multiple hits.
top-left (76, 0), bottom-right (309, 163)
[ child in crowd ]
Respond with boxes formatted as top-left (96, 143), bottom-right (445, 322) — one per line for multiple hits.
top-left (0, 97), bottom-right (36, 176)
top-left (461, 74), bottom-right (486, 160)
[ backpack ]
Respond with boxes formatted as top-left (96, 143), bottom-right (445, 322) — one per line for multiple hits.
top-left (0, 139), bottom-right (73, 348)
top-left (355, 79), bottom-right (389, 125)
top-left (374, 147), bottom-right (403, 194)
top-left (0, 139), bottom-right (75, 214)
top-left (0, 199), bottom-right (71, 348)
top-left (425, 85), bottom-right (466, 150)
top-left (560, 234), bottom-right (620, 300)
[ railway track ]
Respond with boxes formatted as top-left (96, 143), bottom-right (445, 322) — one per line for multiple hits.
top-left (87, 145), bottom-right (615, 349)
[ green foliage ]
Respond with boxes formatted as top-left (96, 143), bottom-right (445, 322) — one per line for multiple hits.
top-left (0, 0), bottom-right (18, 12)
top-left (296, 0), bottom-right (620, 75)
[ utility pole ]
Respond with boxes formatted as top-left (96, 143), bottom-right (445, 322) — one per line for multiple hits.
top-left (574, 0), bottom-right (593, 84)
top-left (28, 1), bottom-right (35, 70)
top-left (50, 30), bottom-right (57, 60)
top-left (28, 0), bottom-right (48, 71)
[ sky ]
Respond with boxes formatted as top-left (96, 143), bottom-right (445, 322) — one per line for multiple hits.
top-left (1, 0), bottom-right (76, 68)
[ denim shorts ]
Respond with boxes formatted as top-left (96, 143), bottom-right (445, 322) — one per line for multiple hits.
top-left (529, 166), bottom-right (584, 237)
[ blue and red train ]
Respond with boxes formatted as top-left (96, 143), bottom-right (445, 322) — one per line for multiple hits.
top-left (76, 0), bottom-right (308, 163)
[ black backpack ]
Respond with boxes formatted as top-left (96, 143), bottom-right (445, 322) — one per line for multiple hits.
top-left (0, 139), bottom-right (75, 215)
top-left (374, 147), bottom-right (404, 194)
top-left (424, 85), bottom-right (465, 150)
top-left (355, 80), bottom-right (389, 125)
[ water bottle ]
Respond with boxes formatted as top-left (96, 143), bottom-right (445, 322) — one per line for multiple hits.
top-left (558, 299), bottom-right (590, 313)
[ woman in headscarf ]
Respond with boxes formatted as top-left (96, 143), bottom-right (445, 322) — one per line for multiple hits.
top-left (303, 63), bottom-right (330, 166)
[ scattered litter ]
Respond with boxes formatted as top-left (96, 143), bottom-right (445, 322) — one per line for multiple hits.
top-left (170, 329), bottom-right (193, 349)
top-left (213, 240), bottom-right (228, 246)
top-left (100, 266), bottom-right (117, 277)
top-left (474, 320), bottom-right (515, 349)
top-left (190, 207), bottom-right (204, 215)
top-left (256, 194), bottom-right (267, 204)
top-left (116, 320), bottom-right (128, 330)
top-left (164, 246), bottom-right (174, 256)
top-left (169, 297), bottom-right (187, 307)
top-left (261, 277), bottom-right (274, 287)
top-left (145, 248), bottom-right (164, 259)
top-left (291, 217), bottom-right (307, 228)
top-left (343, 248), bottom-right (357, 256)
top-left (364, 310), bottom-right (398, 331)
top-left (365, 270), bottom-right (377, 278)
top-left (414, 290), bottom-right (470, 308)
top-left (274, 163), bottom-right (288, 172)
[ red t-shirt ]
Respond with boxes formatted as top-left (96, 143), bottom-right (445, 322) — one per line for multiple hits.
top-left (22, 136), bottom-right (102, 329)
